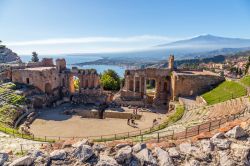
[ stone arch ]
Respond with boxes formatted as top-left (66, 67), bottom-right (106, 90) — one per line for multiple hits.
top-left (45, 83), bottom-right (52, 94)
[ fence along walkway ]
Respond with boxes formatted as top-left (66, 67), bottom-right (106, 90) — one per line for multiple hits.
top-left (132, 106), bottom-right (250, 142)
top-left (15, 105), bottom-right (250, 153)
top-left (1, 96), bottom-right (249, 143)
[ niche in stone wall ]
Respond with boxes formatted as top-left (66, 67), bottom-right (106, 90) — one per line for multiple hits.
top-left (26, 78), bottom-right (30, 84)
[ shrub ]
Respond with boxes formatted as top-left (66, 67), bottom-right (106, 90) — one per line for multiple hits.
top-left (101, 69), bottom-right (120, 91)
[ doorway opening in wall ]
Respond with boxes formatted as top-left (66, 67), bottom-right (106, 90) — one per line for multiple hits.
top-left (45, 83), bottom-right (52, 94)
top-left (146, 79), bottom-right (156, 104)
top-left (73, 76), bottom-right (80, 93)
top-left (26, 78), bottom-right (30, 84)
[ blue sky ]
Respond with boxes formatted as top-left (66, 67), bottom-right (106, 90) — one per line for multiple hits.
top-left (0, 0), bottom-right (250, 55)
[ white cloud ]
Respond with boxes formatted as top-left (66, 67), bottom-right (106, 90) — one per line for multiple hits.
top-left (2, 35), bottom-right (185, 55)
top-left (4, 35), bottom-right (178, 46)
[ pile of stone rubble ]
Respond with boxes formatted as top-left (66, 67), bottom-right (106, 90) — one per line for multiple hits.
top-left (0, 123), bottom-right (250, 166)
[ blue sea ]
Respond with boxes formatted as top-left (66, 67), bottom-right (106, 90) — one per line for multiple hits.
top-left (20, 55), bottom-right (125, 76)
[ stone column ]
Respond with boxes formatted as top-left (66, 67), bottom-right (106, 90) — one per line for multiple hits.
top-left (69, 75), bottom-right (75, 93)
top-left (139, 77), bottom-right (142, 93)
top-left (126, 76), bottom-right (129, 91)
top-left (78, 75), bottom-right (82, 92)
top-left (155, 79), bottom-right (160, 98)
top-left (85, 79), bottom-right (89, 89)
top-left (82, 77), bottom-right (85, 89)
top-left (133, 76), bottom-right (136, 92)
top-left (144, 77), bottom-right (147, 98)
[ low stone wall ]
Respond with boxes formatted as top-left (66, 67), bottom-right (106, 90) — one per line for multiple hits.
top-left (74, 109), bottom-right (141, 120)
top-left (120, 90), bottom-right (142, 100)
top-left (71, 94), bottom-right (107, 105)
top-left (76, 109), bottom-right (100, 118)
top-left (104, 111), bottom-right (141, 120)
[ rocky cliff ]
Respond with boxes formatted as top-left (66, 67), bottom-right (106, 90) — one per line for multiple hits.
top-left (0, 45), bottom-right (21, 63)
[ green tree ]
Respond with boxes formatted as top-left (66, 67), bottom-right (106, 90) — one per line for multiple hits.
top-left (31, 51), bottom-right (39, 62)
top-left (100, 69), bottom-right (120, 91)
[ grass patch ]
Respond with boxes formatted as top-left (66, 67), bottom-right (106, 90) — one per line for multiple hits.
top-left (202, 81), bottom-right (247, 105)
top-left (0, 82), bottom-right (26, 126)
top-left (240, 75), bottom-right (250, 87)
top-left (0, 104), bottom-right (23, 126)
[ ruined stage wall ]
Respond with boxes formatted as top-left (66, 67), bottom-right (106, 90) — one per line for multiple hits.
top-left (171, 72), bottom-right (225, 99)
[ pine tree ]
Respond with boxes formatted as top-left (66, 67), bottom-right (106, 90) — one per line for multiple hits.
top-left (31, 52), bottom-right (39, 62)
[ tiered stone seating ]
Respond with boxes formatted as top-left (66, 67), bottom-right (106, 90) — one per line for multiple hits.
top-left (156, 96), bottom-right (249, 134)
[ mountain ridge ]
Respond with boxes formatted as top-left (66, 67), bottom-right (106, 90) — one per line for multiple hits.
top-left (156, 34), bottom-right (250, 49)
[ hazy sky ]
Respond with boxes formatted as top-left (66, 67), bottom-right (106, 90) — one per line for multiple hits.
top-left (0, 0), bottom-right (250, 55)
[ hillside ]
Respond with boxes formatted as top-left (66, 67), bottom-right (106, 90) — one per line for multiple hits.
top-left (0, 45), bottom-right (21, 63)
top-left (202, 80), bottom-right (247, 105)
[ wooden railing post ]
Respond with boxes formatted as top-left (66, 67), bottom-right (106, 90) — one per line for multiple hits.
top-left (185, 127), bottom-right (188, 138)
top-left (208, 122), bottom-right (212, 132)
top-left (141, 135), bottom-right (143, 142)
top-left (157, 132), bottom-right (160, 143)
top-left (20, 144), bottom-right (23, 155)
top-left (197, 125), bottom-right (200, 134)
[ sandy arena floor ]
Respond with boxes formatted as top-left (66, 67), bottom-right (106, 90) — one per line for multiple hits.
top-left (30, 104), bottom-right (166, 139)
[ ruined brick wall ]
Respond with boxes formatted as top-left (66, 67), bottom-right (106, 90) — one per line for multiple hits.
top-left (26, 58), bottom-right (54, 68)
top-left (171, 71), bottom-right (225, 99)
top-left (0, 70), bottom-right (11, 82)
top-left (56, 59), bottom-right (66, 72)
top-left (12, 67), bottom-right (60, 93)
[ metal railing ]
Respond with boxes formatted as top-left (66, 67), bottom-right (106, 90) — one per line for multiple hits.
top-left (1, 106), bottom-right (249, 144)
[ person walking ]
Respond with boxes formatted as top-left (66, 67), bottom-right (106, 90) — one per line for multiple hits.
top-left (127, 118), bottom-right (130, 125)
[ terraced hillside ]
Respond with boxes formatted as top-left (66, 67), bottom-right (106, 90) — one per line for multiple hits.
top-left (0, 83), bottom-right (26, 126)
top-left (202, 80), bottom-right (247, 105)
top-left (240, 75), bottom-right (250, 87)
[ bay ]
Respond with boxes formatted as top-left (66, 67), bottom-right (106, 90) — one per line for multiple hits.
top-left (20, 55), bottom-right (125, 76)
